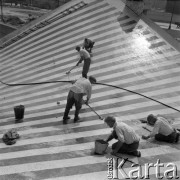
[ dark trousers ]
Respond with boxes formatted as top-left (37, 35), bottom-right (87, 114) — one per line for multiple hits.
top-left (63, 91), bottom-right (83, 119)
top-left (82, 58), bottom-right (91, 78)
top-left (111, 130), bottom-right (139, 154)
top-left (155, 130), bottom-right (177, 143)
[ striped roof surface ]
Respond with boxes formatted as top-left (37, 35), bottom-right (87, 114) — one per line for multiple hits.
top-left (0, 0), bottom-right (180, 179)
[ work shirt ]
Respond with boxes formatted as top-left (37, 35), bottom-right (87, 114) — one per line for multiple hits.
top-left (113, 121), bottom-right (140, 144)
top-left (70, 77), bottom-right (92, 100)
top-left (150, 117), bottom-right (174, 137)
top-left (79, 48), bottom-right (90, 59)
top-left (83, 39), bottom-right (93, 49)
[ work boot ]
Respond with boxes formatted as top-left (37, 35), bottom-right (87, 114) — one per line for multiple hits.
top-left (63, 116), bottom-right (70, 124)
top-left (131, 150), bottom-right (141, 157)
top-left (74, 116), bottom-right (80, 123)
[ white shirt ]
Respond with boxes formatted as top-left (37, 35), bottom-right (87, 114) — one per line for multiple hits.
top-left (150, 116), bottom-right (174, 137)
top-left (79, 48), bottom-right (90, 59)
top-left (70, 77), bottom-right (92, 100)
top-left (113, 121), bottom-right (140, 144)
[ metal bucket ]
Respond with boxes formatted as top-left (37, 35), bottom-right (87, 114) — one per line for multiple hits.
top-left (94, 139), bottom-right (108, 155)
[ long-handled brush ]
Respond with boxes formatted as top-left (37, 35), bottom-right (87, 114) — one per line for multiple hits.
top-left (66, 64), bottom-right (78, 74)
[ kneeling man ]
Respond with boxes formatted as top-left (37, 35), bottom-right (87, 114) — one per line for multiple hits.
top-left (142, 114), bottom-right (179, 143)
top-left (104, 116), bottom-right (141, 157)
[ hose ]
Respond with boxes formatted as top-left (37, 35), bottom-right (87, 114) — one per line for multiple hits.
top-left (0, 80), bottom-right (72, 86)
top-left (1, 79), bottom-right (179, 113)
top-left (95, 82), bottom-right (180, 113)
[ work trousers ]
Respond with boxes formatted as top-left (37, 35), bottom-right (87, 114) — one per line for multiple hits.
top-left (155, 130), bottom-right (177, 143)
top-left (82, 58), bottom-right (91, 78)
top-left (63, 91), bottom-right (83, 119)
top-left (111, 130), bottom-right (139, 154)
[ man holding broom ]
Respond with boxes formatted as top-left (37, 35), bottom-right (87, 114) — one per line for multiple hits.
top-left (63, 76), bottom-right (96, 124)
top-left (75, 46), bottom-right (91, 79)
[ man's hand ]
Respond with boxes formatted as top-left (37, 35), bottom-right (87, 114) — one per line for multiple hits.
top-left (71, 80), bottom-right (76, 84)
top-left (76, 62), bottom-right (80, 66)
top-left (84, 100), bottom-right (89, 105)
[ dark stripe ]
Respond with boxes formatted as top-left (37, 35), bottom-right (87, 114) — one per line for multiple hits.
top-left (117, 15), bottom-right (130, 21)
top-left (119, 20), bottom-right (137, 27)
top-left (0, 134), bottom-right (106, 154)
top-left (0, 163), bottom-right (107, 180)
top-left (16, 124), bottom-right (106, 140)
top-left (142, 30), bottom-right (151, 35)
top-left (149, 42), bottom-right (167, 49)
top-left (146, 36), bottom-right (159, 41)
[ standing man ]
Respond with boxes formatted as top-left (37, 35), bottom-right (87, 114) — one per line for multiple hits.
top-left (76, 46), bottom-right (91, 79)
top-left (83, 38), bottom-right (95, 53)
top-left (63, 76), bottom-right (96, 124)
top-left (142, 114), bottom-right (180, 143)
top-left (104, 116), bottom-right (141, 157)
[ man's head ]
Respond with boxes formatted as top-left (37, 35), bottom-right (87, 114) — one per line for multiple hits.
top-left (104, 116), bottom-right (116, 128)
top-left (89, 76), bottom-right (97, 84)
top-left (147, 114), bottom-right (157, 126)
top-left (75, 46), bottom-right (80, 52)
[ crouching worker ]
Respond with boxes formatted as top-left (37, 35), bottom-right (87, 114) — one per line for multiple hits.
top-left (142, 114), bottom-right (180, 143)
top-left (63, 76), bottom-right (96, 124)
top-left (83, 38), bottom-right (95, 53)
top-left (104, 116), bottom-right (141, 157)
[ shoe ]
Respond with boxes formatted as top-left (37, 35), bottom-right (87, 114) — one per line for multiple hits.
top-left (74, 116), bottom-right (80, 123)
top-left (136, 151), bottom-right (141, 157)
top-left (175, 133), bottom-right (180, 143)
top-left (63, 116), bottom-right (70, 124)
top-left (132, 150), bottom-right (141, 157)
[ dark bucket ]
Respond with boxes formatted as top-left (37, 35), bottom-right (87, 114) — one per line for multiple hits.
top-left (14, 105), bottom-right (25, 120)
top-left (94, 139), bottom-right (108, 155)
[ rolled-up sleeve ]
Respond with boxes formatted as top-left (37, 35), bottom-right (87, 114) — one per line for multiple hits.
top-left (150, 121), bottom-right (160, 137)
top-left (115, 128), bottom-right (125, 143)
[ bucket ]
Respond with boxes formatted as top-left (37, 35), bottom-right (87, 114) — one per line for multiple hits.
top-left (14, 105), bottom-right (25, 120)
top-left (94, 139), bottom-right (108, 155)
